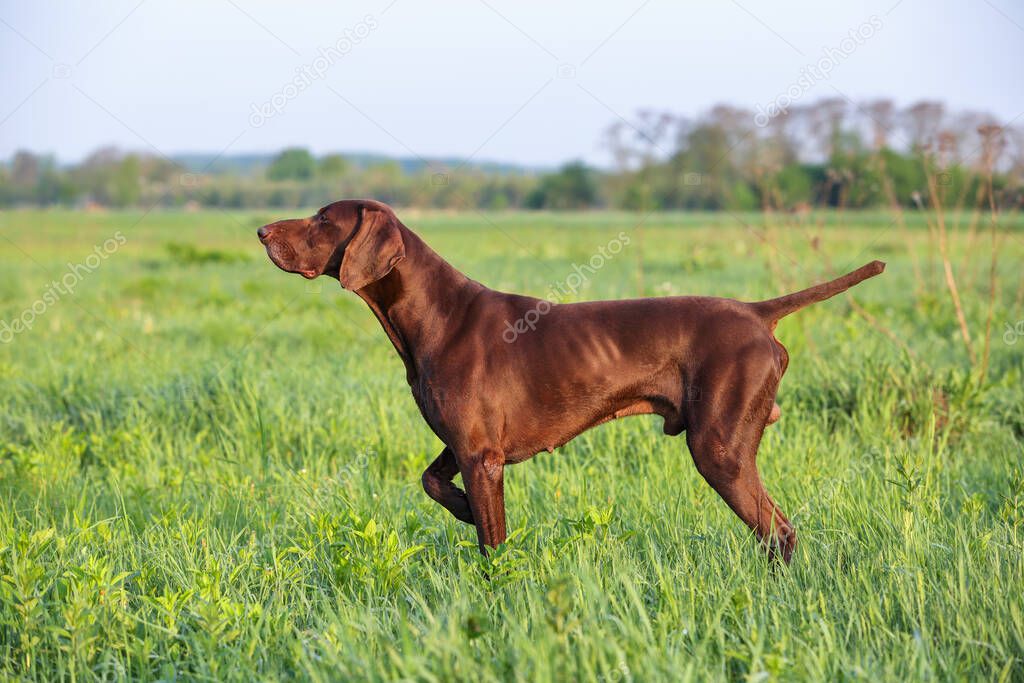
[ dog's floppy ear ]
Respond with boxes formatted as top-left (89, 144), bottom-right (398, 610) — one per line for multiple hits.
top-left (339, 203), bottom-right (406, 290)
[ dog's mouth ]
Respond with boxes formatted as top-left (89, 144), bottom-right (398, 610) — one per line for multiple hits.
top-left (261, 239), bottom-right (318, 279)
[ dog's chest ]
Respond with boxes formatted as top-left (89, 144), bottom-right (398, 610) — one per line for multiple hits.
top-left (408, 376), bottom-right (458, 437)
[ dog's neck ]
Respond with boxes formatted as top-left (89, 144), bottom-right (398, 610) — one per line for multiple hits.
top-left (353, 224), bottom-right (483, 383)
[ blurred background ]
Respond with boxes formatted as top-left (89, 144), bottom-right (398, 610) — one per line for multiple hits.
top-left (2, 0), bottom-right (1022, 211)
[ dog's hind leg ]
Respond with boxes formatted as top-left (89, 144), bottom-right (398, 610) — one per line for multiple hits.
top-left (685, 356), bottom-right (796, 562)
top-left (687, 421), bottom-right (796, 562)
top-left (421, 446), bottom-right (475, 525)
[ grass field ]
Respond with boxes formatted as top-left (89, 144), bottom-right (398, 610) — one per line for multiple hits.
top-left (1, 208), bottom-right (1023, 681)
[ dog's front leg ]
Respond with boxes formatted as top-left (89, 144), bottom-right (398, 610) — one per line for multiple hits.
top-left (458, 448), bottom-right (507, 554)
top-left (421, 446), bottom-right (475, 525)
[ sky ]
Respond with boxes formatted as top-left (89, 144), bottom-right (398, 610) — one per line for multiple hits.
top-left (1, 0), bottom-right (1022, 167)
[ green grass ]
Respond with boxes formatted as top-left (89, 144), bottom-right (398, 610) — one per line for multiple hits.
top-left (1, 208), bottom-right (1022, 681)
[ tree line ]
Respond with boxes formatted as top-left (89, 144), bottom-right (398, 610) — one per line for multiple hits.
top-left (2, 98), bottom-right (1021, 212)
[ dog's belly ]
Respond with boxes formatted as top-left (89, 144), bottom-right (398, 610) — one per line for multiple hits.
top-left (502, 396), bottom-right (684, 464)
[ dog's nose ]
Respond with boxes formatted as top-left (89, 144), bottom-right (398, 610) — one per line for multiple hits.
top-left (257, 225), bottom-right (270, 241)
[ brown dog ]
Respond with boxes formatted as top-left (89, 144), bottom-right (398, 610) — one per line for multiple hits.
top-left (257, 199), bottom-right (884, 562)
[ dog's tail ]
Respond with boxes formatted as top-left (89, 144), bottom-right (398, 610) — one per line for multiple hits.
top-left (750, 261), bottom-right (885, 323)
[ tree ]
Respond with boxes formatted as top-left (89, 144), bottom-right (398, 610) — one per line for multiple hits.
top-left (525, 162), bottom-right (598, 210)
top-left (11, 150), bottom-right (41, 188)
top-left (111, 155), bottom-right (142, 207)
top-left (808, 97), bottom-right (848, 161)
top-left (267, 148), bottom-right (316, 181)
top-left (318, 154), bottom-right (349, 179)
top-left (902, 101), bottom-right (945, 153)
top-left (865, 99), bottom-right (896, 151)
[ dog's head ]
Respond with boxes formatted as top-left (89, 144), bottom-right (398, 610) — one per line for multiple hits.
top-left (257, 199), bottom-right (405, 290)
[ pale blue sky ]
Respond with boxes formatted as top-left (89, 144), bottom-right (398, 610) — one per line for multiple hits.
top-left (1, 0), bottom-right (1021, 166)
